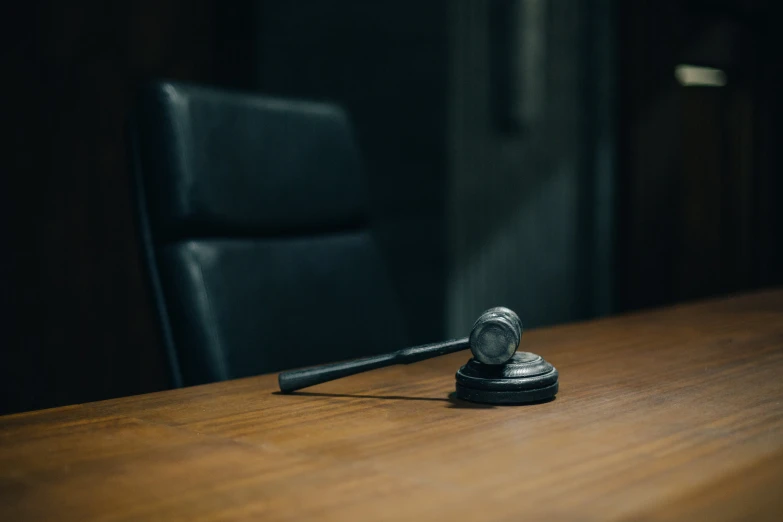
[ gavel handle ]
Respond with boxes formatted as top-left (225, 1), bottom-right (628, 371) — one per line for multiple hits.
top-left (278, 337), bottom-right (470, 393)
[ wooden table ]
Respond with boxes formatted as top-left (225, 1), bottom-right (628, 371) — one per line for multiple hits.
top-left (2, 290), bottom-right (783, 521)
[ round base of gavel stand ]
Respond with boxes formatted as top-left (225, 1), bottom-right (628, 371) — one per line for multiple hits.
top-left (455, 352), bottom-right (559, 405)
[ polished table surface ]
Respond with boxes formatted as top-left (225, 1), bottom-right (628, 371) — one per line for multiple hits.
top-left (2, 290), bottom-right (783, 521)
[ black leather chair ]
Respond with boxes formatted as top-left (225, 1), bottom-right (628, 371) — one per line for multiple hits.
top-left (129, 81), bottom-right (406, 387)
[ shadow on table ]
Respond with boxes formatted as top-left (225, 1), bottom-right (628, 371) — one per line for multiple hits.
top-left (272, 391), bottom-right (556, 410)
top-left (274, 390), bottom-right (448, 402)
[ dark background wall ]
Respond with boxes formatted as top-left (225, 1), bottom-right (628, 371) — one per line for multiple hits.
top-left (2, 0), bottom-right (781, 415)
top-left (617, 0), bottom-right (783, 311)
top-left (445, 0), bottom-right (616, 335)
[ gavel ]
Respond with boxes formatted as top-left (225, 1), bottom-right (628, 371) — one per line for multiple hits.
top-left (279, 307), bottom-right (558, 405)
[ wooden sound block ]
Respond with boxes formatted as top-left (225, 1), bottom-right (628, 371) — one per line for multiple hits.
top-left (455, 351), bottom-right (559, 404)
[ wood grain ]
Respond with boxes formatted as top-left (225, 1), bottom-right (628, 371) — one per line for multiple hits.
top-left (2, 289), bottom-right (783, 521)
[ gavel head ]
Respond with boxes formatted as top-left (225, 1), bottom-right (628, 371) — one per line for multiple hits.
top-left (469, 307), bottom-right (523, 365)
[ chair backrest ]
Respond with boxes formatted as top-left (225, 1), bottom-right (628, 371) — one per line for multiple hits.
top-left (129, 81), bottom-right (406, 387)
